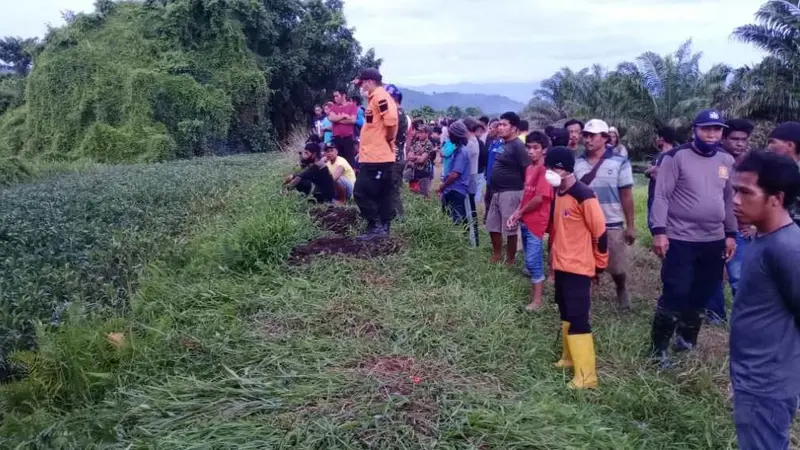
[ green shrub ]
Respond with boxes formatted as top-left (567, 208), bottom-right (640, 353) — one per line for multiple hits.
top-left (0, 155), bottom-right (276, 356)
top-left (12, 2), bottom-right (270, 163)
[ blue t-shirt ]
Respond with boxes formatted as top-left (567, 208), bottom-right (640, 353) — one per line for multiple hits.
top-left (485, 138), bottom-right (504, 184)
top-left (730, 223), bottom-right (800, 399)
top-left (441, 140), bottom-right (457, 174)
top-left (442, 146), bottom-right (471, 197)
top-left (321, 118), bottom-right (333, 144)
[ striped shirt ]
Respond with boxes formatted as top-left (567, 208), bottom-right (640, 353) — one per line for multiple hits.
top-left (574, 149), bottom-right (634, 228)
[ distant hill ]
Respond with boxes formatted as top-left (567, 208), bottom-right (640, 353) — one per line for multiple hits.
top-left (401, 88), bottom-right (524, 115)
top-left (405, 82), bottom-right (540, 103)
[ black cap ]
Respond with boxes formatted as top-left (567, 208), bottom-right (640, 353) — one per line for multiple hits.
top-left (358, 68), bottom-right (382, 83)
top-left (548, 128), bottom-right (570, 147)
top-left (544, 146), bottom-right (575, 173)
top-left (770, 122), bottom-right (800, 143)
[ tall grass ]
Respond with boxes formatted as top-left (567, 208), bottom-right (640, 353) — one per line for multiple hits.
top-left (0, 156), bottom-right (742, 449)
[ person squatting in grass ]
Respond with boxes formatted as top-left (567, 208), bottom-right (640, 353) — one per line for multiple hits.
top-left (705, 118), bottom-right (755, 324)
top-left (649, 109), bottom-right (737, 368)
top-left (486, 112), bottom-right (532, 265)
top-left (406, 122), bottom-right (435, 197)
top-left (437, 120), bottom-right (477, 242)
top-left (574, 119), bottom-right (636, 310)
top-left (728, 150), bottom-right (800, 450)
top-left (766, 121), bottom-right (800, 228)
top-left (545, 146), bottom-right (608, 389)
top-left (323, 141), bottom-right (356, 203)
top-left (507, 131), bottom-right (554, 312)
top-left (283, 141), bottom-right (336, 204)
top-left (352, 68), bottom-right (399, 239)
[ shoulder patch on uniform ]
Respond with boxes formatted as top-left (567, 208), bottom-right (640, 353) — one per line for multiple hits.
top-left (569, 182), bottom-right (596, 203)
top-left (378, 99), bottom-right (389, 112)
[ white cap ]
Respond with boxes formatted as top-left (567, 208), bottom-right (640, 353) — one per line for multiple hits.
top-left (584, 119), bottom-right (610, 135)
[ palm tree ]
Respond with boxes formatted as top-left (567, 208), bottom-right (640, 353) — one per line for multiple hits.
top-left (731, 0), bottom-right (800, 121)
top-left (733, 0), bottom-right (800, 65)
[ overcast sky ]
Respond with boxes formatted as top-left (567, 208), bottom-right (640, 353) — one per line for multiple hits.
top-left (5, 0), bottom-right (766, 87)
top-left (344, 0), bottom-right (766, 85)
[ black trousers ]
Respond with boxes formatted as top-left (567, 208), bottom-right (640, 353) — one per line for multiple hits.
top-left (354, 162), bottom-right (394, 227)
top-left (333, 136), bottom-right (356, 167)
top-left (554, 271), bottom-right (592, 334)
top-left (652, 238), bottom-right (725, 350)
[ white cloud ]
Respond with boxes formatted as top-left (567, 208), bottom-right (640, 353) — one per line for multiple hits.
top-left (344, 0), bottom-right (766, 85)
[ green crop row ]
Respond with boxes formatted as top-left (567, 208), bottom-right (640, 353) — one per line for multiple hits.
top-left (0, 155), bottom-right (278, 358)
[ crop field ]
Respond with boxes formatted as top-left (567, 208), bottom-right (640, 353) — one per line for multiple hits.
top-left (0, 153), bottom-right (771, 449)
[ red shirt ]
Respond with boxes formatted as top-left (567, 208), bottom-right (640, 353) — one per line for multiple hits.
top-left (520, 163), bottom-right (553, 238)
top-left (330, 103), bottom-right (357, 137)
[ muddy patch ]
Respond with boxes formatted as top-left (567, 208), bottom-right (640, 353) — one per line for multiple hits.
top-left (311, 206), bottom-right (360, 235)
top-left (289, 236), bottom-right (402, 265)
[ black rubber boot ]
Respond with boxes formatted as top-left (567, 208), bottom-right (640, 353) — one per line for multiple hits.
top-left (651, 309), bottom-right (677, 368)
top-left (674, 309), bottom-right (703, 353)
top-left (357, 221), bottom-right (385, 241)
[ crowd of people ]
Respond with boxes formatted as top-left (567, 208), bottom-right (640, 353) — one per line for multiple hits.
top-left (287, 67), bottom-right (800, 450)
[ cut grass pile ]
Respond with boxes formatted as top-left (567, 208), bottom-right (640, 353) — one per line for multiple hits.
top-left (1, 155), bottom-right (743, 448)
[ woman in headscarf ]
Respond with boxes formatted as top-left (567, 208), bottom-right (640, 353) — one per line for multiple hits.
top-left (609, 127), bottom-right (628, 159)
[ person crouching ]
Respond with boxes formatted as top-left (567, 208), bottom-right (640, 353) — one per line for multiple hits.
top-left (284, 142), bottom-right (335, 204)
top-left (545, 146), bottom-right (608, 389)
top-left (323, 141), bottom-right (356, 203)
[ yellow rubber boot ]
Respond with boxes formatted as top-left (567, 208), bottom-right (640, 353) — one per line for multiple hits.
top-left (554, 321), bottom-right (573, 368)
top-left (566, 333), bottom-right (598, 389)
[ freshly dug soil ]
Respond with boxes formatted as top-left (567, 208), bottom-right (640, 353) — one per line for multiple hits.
top-left (288, 236), bottom-right (402, 265)
top-left (311, 206), bottom-right (360, 235)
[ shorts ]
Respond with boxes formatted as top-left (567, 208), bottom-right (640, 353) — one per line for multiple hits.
top-left (338, 178), bottom-right (354, 200)
top-left (606, 228), bottom-right (629, 275)
top-left (486, 190), bottom-right (523, 237)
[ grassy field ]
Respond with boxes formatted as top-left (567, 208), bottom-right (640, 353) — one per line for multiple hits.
top-left (0, 154), bottom-right (747, 448)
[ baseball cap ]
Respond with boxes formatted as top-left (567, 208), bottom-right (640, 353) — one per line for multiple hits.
top-left (609, 126), bottom-right (619, 135)
top-left (358, 68), bottom-right (382, 83)
top-left (385, 84), bottom-right (402, 102)
top-left (544, 146), bottom-right (576, 173)
top-left (448, 120), bottom-right (468, 140)
top-left (694, 109), bottom-right (727, 128)
top-left (583, 119), bottom-right (610, 135)
top-left (769, 122), bottom-right (800, 142)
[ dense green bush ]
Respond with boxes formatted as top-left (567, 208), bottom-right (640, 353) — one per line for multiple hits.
top-left (6, 2), bottom-right (269, 163)
top-left (0, 0), bottom-right (379, 164)
top-left (0, 155), bottom-right (277, 357)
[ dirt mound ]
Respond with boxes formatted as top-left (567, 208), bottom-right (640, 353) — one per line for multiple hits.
top-left (311, 206), bottom-right (360, 235)
top-left (288, 236), bottom-right (402, 265)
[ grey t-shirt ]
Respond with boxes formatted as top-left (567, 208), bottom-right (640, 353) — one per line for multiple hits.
top-left (730, 223), bottom-right (800, 399)
top-left (465, 136), bottom-right (480, 194)
top-left (650, 144), bottom-right (737, 241)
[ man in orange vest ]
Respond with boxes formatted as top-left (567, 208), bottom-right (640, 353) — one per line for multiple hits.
top-left (353, 68), bottom-right (399, 239)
